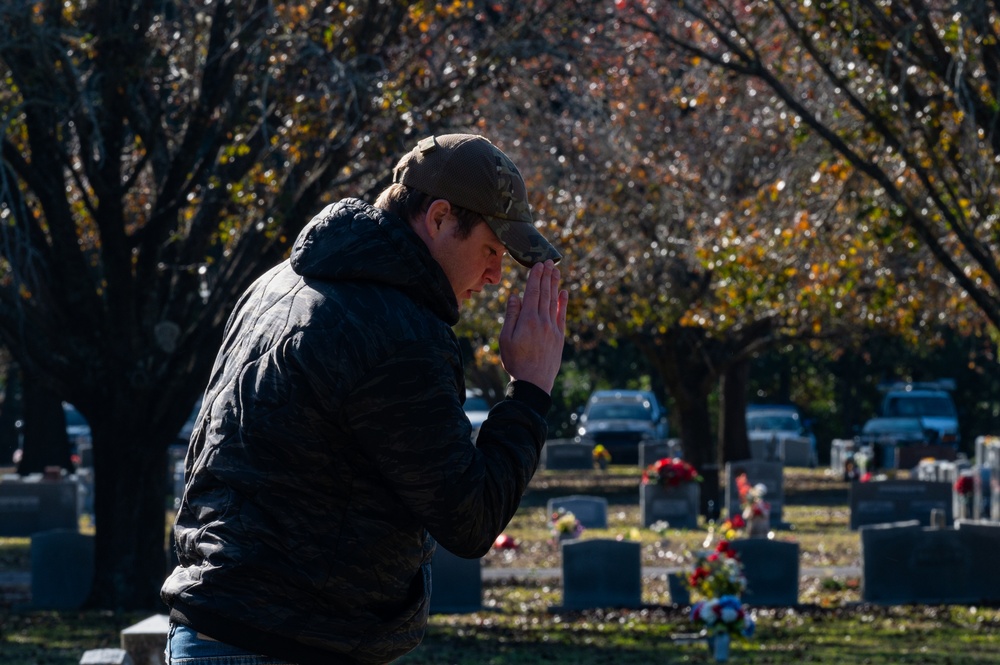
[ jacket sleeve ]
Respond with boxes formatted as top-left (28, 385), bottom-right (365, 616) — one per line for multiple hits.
top-left (341, 339), bottom-right (549, 558)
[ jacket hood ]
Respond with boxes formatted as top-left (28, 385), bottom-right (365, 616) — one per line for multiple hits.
top-left (290, 198), bottom-right (459, 326)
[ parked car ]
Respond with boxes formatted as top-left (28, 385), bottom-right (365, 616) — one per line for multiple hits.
top-left (575, 389), bottom-right (669, 465)
top-left (879, 381), bottom-right (959, 446)
top-left (745, 404), bottom-right (817, 467)
top-left (464, 389), bottom-right (491, 443)
top-left (855, 416), bottom-right (936, 470)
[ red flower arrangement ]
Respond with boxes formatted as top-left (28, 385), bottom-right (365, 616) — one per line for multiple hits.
top-left (642, 457), bottom-right (702, 488)
top-left (954, 475), bottom-right (975, 496)
top-left (687, 539), bottom-right (747, 599)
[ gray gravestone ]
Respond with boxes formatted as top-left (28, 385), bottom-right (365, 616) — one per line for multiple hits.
top-left (120, 614), bottom-right (169, 665)
top-left (725, 460), bottom-right (784, 527)
top-left (31, 528), bottom-right (94, 610)
top-left (916, 459), bottom-right (966, 483)
top-left (547, 495), bottom-right (608, 529)
top-left (80, 649), bottom-right (134, 665)
top-left (543, 439), bottom-right (594, 470)
top-left (75, 468), bottom-right (94, 516)
top-left (730, 539), bottom-right (800, 607)
top-left (748, 435), bottom-right (782, 463)
top-left (953, 519), bottom-right (1000, 599)
top-left (556, 539), bottom-right (643, 611)
top-left (0, 477), bottom-right (80, 536)
top-left (639, 481), bottom-right (700, 529)
top-left (849, 480), bottom-right (953, 530)
top-left (667, 571), bottom-right (690, 605)
top-left (429, 545), bottom-right (482, 614)
top-left (829, 439), bottom-right (855, 476)
top-left (978, 436), bottom-right (1000, 520)
top-left (860, 520), bottom-right (1000, 604)
top-left (638, 440), bottom-right (682, 468)
top-left (782, 436), bottom-right (815, 467)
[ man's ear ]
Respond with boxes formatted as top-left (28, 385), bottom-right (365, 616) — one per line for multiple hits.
top-left (423, 199), bottom-right (452, 239)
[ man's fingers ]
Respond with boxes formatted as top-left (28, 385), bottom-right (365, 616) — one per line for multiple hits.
top-left (521, 261), bottom-right (544, 313)
top-left (557, 289), bottom-right (568, 333)
top-left (548, 267), bottom-right (561, 322)
top-left (501, 292), bottom-right (521, 341)
top-left (537, 262), bottom-right (553, 321)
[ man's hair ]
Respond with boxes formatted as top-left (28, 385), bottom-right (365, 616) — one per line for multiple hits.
top-left (374, 183), bottom-right (482, 239)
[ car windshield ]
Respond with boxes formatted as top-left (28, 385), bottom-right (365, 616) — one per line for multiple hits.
top-left (884, 395), bottom-right (956, 418)
top-left (863, 418), bottom-right (925, 434)
top-left (587, 401), bottom-right (652, 421)
top-left (464, 397), bottom-right (491, 412)
top-left (747, 414), bottom-right (799, 431)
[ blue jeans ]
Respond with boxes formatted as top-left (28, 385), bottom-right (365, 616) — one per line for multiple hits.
top-left (165, 623), bottom-right (296, 665)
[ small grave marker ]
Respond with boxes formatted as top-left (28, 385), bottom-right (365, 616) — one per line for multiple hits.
top-left (120, 614), bottom-right (169, 665)
top-left (546, 495), bottom-right (608, 529)
top-left (543, 439), bottom-right (594, 470)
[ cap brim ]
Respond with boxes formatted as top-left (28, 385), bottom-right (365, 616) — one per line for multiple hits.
top-left (485, 218), bottom-right (562, 268)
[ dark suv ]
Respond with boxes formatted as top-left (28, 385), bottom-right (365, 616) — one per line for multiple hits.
top-left (575, 390), bottom-right (669, 464)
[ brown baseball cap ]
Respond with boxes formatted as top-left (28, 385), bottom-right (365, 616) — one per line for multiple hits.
top-left (392, 134), bottom-right (562, 267)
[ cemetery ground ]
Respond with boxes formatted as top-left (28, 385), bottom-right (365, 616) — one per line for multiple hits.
top-left (2, 468), bottom-right (1000, 663)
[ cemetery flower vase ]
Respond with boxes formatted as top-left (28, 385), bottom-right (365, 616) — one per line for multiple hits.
top-left (708, 631), bottom-right (730, 662)
top-left (748, 513), bottom-right (769, 538)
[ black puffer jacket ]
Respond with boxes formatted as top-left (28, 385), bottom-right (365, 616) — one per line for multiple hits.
top-left (161, 199), bottom-right (549, 664)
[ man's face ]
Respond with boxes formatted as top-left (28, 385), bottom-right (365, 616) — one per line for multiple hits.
top-left (430, 216), bottom-right (506, 306)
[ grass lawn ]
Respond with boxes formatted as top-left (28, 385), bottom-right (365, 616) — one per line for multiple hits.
top-left (3, 467), bottom-right (999, 664)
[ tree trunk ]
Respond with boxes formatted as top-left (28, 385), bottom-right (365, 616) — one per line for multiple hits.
top-left (0, 359), bottom-right (22, 466)
top-left (718, 359), bottom-right (751, 464)
top-left (632, 330), bottom-right (720, 471)
top-left (674, 397), bottom-right (714, 471)
top-left (16, 374), bottom-right (73, 475)
top-left (88, 419), bottom-right (170, 610)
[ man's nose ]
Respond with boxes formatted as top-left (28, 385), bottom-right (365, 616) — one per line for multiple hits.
top-left (484, 256), bottom-right (503, 284)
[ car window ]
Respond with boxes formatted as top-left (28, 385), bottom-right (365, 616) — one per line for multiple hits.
top-left (587, 402), bottom-right (652, 421)
top-left (747, 414), bottom-right (799, 431)
top-left (863, 418), bottom-right (924, 434)
top-left (885, 395), bottom-right (956, 417)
